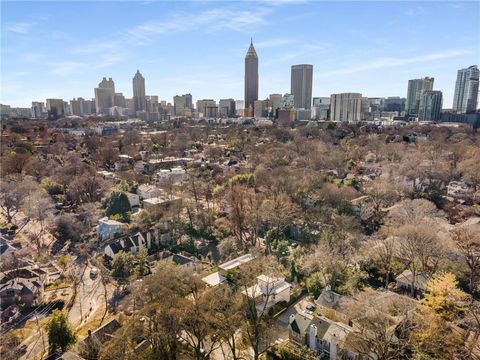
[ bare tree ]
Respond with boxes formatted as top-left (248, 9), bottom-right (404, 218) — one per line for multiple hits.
top-left (453, 225), bottom-right (480, 293)
top-left (396, 223), bottom-right (443, 296)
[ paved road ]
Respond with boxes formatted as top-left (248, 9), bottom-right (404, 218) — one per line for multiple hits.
top-left (68, 264), bottom-right (105, 328)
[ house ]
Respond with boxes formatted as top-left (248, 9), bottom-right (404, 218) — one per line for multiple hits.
top-left (350, 195), bottom-right (376, 221)
top-left (0, 277), bottom-right (44, 309)
top-left (0, 304), bottom-right (21, 330)
top-left (126, 192), bottom-right (140, 208)
top-left (137, 184), bottom-right (161, 200)
top-left (162, 253), bottom-right (198, 269)
top-left (96, 170), bottom-right (115, 180)
top-left (243, 275), bottom-right (291, 311)
top-left (202, 253), bottom-right (254, 287)
top-left (218, 253), bottom-right (254, 276)
top-left (134, 161), bottom-right (146, 173)
top-left (154, 167), bottom-right (186, 185)
top-left (115, 154), bottom-right (133, 171)
top-left (80, 319), bottom-right (121, 358)
top-left (289, 312), bottom-right (369, 360)
top-left (97, 217), bottom-right (126, 241)
top-left (142, 195), bottom-right (182, 213)
top-left (395, 270), bottom-right (428, 298)
top-left (104, 231), bottom-right (153, 260)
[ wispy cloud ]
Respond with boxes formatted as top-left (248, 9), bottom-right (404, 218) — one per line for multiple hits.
top-left (254, 38), bottom-right (295, 49)
top-left (49, 54), bottom-right (126, 76)
top-left (72, 5), bottom-right (271, 56)
top-left (318, 49), bottom-right (475, 77)
top-left (405, 5), bottom-right (426, 17)
top-left (5, 21), bottom-right (35, 34)
top-left (126, 7), bottom-right (270, 42)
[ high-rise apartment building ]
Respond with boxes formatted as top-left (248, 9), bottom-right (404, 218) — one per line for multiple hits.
top-left (384, 97), bottom-right (405, 112)
top-left (406, 77), bottom-right (434, 115)
top-left (418, 90), bottom-right (443, 121)
top-left (196, 99), bottom-right (217, 118)
top-left (133, 70), bottom-right (146, 112)
top-left (219, 99), bottom-right (236, 117)
top-left (291, 64), bottom-right (313, 109)
top-left (244, 39), bottom-right (259, 111)
top-left (452, 65), bottom-right (479, 114)
top-left (46, 98), bottom-right (65, 120)
top-left (367, 98), bottom-right (384, 112)
top-left (174, 94), bottom-right (193, 116)
top-left (70, 97), bottom-right (86, 115)
top-left (312, 97), bottom-right (330, 120)
top-left (330, 93), bottom-right (362, 122)
top-left (31, 101), bottom-right (45, 118)
top-left (280, 93), bottom-right (295, 108)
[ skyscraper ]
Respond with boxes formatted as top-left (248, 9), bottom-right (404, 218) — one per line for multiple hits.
top-left (94, 77), bottom-right (115, 114)
top-left (133, 70), bottom-right (146, 112)
top-left (114, 93), bottom-right (126, 108)
top-left (244, 39), bottom-right (259, 112)
top-left (312, 97), bottom-right (330, 120)
top-left (384, 97), bottom-right (405, 113)
top-left (268, 94), bottom-right (282, 118)
top-left (174, 94), bottom-right (193, 116)
top-left (280, 93), bottom-right (295, 108)
top-left (291, 64), bottom-right (313, 109)
top-left (70, 97), bottom-right (85, 115)
top-left (418, 90), bottom-right (443, 121)
top-left (330, 93), bottom-right (362, 122)
top-left (219, 99), bottom-right (236, 117)
top-left (46, 98), bottom-right (65, 120)
top-left (406, 77), bottom-right (434, 115)
top-left (31, 101), bottom-right (45, 118)
top-left (452, 65), bottom-right (479, 114)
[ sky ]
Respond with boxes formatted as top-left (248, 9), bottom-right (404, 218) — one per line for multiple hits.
top-left (1, 0), bottom-right (479, 108)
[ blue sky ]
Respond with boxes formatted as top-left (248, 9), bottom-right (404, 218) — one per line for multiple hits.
top-left (1, 0), bottom-right (479, 107)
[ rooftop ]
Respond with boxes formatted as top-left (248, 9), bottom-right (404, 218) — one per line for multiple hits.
top-left (202, 272), bottom-right (226, 287)
top-left (219, 253), bottom-right (254, 271)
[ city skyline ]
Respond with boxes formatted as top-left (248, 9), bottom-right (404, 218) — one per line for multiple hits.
top-left (2, 1), bottom-right (479, 107)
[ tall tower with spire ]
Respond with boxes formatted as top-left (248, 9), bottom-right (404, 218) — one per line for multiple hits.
top-left (132, 70), bottom-right (146, 112)
top-left (244, 39), bottom-right (258, 114)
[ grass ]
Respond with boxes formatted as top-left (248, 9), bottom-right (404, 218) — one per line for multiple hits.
top-left (75, 304), bottom-right (114, 338)
top-left (45, 278), bottom-right (71, 290)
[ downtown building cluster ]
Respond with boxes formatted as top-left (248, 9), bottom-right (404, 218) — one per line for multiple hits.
top-left (1, 42), bottom-right (479, 125)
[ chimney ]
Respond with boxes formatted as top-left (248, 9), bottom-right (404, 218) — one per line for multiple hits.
top-left (309, 324), bottom-right (317, 351)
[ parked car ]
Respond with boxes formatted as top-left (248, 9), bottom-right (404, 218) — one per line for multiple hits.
top-left (90, 267), bottom-right (99, 279)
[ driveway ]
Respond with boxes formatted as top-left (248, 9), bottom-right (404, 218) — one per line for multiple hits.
top-left (277, 294), bottom-right (314, 325)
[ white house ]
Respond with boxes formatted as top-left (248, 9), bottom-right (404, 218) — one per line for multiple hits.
top-left (126, 192), bottom-right (140, 208)
top-left (202, 253), bottom-right (254, 287)
top-left (104, 232), bottom-right (153, 260)
top-left (115, 154), bottom-right (133, 172)
top-left (289, 312), bottom-right (371, 360)
top-left (137, 184), bottom-right (162, 200)
top-left (154, 167), bottom-right (186, 185)
top-left (97, 217), bottom-right (126, 241)
top-left (243, 275), bottom-right (291, 311)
